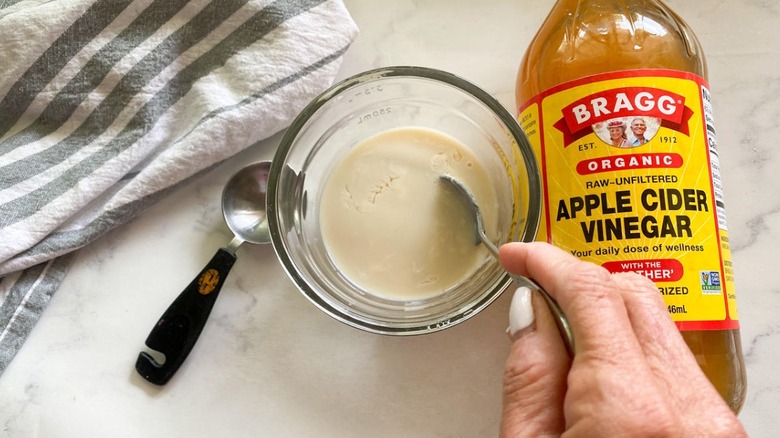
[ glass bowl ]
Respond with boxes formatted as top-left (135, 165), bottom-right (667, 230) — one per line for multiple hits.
top-left (267, 66), bottom-right (541, 335)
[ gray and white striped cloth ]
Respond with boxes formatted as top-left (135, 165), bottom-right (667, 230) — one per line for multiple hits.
top-left (0, 0), bottom-right (357, 376)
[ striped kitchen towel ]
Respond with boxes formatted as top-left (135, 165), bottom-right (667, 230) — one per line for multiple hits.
top-left (0, 0), bottom-right (357, 376)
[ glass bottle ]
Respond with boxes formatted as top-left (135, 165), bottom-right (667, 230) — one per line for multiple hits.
top-left (515, 0), bottom-right (746, 412)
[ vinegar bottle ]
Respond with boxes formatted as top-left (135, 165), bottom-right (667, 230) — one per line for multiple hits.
top-left (515, 0), bottom-right (746, 412)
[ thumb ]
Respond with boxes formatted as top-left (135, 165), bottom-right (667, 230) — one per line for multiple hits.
top-left (501, 287), bottom-right (570, 437)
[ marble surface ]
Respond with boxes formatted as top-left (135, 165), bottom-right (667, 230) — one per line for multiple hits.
top-left (2, 0), bottom-right (779, 436)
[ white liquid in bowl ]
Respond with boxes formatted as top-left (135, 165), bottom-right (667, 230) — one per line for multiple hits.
top-left (319, 127), bottom-right (499, 301)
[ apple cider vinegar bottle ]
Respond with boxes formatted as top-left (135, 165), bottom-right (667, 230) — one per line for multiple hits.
top-left (516, 0), bottom-right (746, 412)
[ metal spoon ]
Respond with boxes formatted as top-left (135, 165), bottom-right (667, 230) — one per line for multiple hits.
top-left (439, 175), bottom-right (575, 356)
top-left (136, 160), bottom-right (272, 385)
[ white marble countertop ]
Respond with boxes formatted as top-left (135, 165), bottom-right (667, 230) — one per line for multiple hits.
top-left (2, 0), bottom-right (779, 436)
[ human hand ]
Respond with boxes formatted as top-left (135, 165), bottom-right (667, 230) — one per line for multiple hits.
top-left (498, 242), bottom-right (746, 437)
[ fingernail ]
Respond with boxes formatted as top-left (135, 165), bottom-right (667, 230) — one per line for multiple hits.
top-left (507, 287), bottom-right (534, 340)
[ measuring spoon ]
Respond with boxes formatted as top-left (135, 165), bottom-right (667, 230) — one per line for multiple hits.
top-left (136, 161), bottom-right (272, 385)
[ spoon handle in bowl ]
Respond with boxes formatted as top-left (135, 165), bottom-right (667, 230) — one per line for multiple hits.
top-left (135, 248), bottom-right (237, 385)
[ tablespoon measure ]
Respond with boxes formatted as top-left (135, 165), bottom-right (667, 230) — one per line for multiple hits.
top-left (136, 161), bottom-right (272, 385)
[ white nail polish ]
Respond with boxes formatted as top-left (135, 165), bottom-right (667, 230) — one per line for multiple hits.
top-left (508, 287), bottom-right (534, 338)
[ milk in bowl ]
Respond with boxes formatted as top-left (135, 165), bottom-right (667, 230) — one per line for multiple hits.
top-left (320, 126), bottom-right (498, 301)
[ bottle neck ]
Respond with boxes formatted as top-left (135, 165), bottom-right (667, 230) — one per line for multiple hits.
top-left (550, 0), bottom-right (666, 9)
top-left (517, 0), bottom-right (705, 105)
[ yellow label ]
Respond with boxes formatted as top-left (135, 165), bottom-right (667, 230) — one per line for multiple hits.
top-left (519, 70), bottom-right (738, 330)
top-left (198, 269), bottom-right (220, 295)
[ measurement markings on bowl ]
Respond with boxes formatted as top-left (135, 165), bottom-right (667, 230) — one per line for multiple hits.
top-left (347, 85), bottom-right (385, 102)
top-left (357, 107), bottom-right (392, 124)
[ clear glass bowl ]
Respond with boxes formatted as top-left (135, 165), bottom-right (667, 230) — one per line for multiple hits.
top-left (267, 66), bottom-right (541, 335)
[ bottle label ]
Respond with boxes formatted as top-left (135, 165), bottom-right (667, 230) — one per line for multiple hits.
top-left (519, 69), bottom-right (738, 330)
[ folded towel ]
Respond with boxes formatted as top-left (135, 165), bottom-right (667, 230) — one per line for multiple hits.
top-left (0, 0), bottom-right (358, 375)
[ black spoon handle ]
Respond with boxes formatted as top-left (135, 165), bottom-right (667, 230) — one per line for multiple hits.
top-left (135, 248), bottom-right (237, 385)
